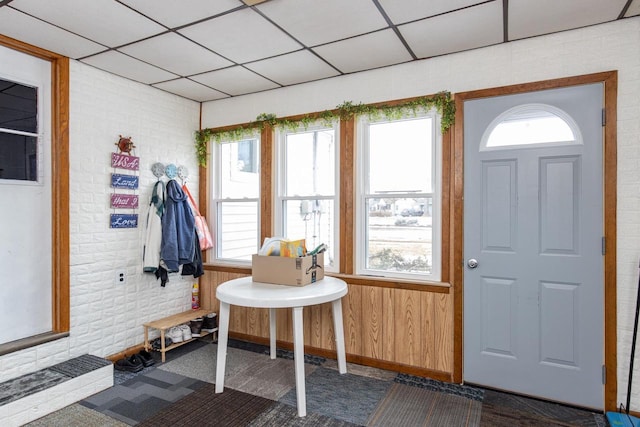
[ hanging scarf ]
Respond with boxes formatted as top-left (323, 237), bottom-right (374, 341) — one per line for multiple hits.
top-left (143, 180), bottom-right (165, 273)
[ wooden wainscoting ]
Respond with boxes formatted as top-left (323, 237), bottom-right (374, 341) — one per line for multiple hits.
top-left (200, 270), bottom-right (454, 381)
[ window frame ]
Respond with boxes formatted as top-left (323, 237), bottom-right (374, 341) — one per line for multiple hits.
top-left (0, 76), bottom-right (42, 184)
top-left (210, 135), bottom-right (261, 266)
top-left (355, 110), bottom-right (443, 281)
top-left (480, 103), bottom-right (582, 151)
top-left (274, 121), bottom-right (340, 273)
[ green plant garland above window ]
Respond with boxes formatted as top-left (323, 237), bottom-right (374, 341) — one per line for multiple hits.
top-left (194, 91), bottom-right (455, 167)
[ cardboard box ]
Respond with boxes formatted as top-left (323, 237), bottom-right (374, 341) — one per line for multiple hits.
top-left (252, 253), bottom-right (324, 286)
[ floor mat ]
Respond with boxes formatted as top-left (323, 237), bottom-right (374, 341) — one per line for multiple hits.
top-left (137, 383), bottom-right (274, 427)
top-left (479, 389), bottom-right (605, 427)
top-left (80, 368), bottom-right (207, 425)
top-left (25, 403), bottom-right (128, 427)
top-left (159, 343), bottom-right (316, 401)
top-left (279, 367), bottom-right (391, 426)
top-left (368, 382), bottom-right (482, 427)
top-left (249, 402), bottom-right (362, 427)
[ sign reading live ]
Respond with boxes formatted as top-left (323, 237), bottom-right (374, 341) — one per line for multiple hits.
top-left (111, 193), bottom-right (139, 209)
top-left (110, 213), bottom-right (138, 229)
top-left (111, 152), bottom-right (139, 170)
top-left (111, 173), bottom-right (139, 189)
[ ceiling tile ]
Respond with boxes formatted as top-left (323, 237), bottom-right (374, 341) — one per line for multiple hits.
top-left (118, 0), bottom-right (243, 28)
top-left (153, 79), bottom-right (228, 102)
top-left (81, 51), bottom-right (178, 84)
top-left (178, 8), bottom-right (301, 64)
top-left (245, 50), bottom-right (340, 86)
top-left (10, 0), bottom-right (165, 47)
top-left (0, 7), bottom-right (105, 58)
top-left (378, 0), bottom-right (486, 25)
top-left (509, 0), bottom-right (629, 40)
top-left (191, 66), bottom-right (279, 96)
top-left (119, 33), bottom-right (232, 76)
top-left (625, 0), bottom-right (640, 17)
top-left (256, 0), bottom-right (387, 47)
top-left (399, 1), bottom-right (503, 59)
top-left (313, 29), bottom-right (412, 74)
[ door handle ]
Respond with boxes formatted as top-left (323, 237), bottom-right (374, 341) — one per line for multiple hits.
top-left (467, 258), bottom-right (479, 269)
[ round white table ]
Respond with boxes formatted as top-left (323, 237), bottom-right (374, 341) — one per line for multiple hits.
top-left (215, 276), bottom-right (348, 417)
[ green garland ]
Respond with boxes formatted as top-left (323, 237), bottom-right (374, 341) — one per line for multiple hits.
top-left (194, 91), bottom-right (454, 167)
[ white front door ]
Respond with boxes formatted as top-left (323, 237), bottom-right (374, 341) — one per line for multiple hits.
top-left (463, 83), bottom-right (604, 409)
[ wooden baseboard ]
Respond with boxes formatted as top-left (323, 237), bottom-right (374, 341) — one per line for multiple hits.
top-left (106, 343), bottom-right (146, 363)
top-left (229, 332), bottom-right (452, 383)
top-left (108, 332), bottom-right (453, 384)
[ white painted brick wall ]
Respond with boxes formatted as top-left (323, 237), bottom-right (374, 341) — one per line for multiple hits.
top-left (67, 62), bottom-right (201, 359)
top-left (0, 61), bottom-right (200, 383)
top-left (202, 17), bottom-right (640, 410)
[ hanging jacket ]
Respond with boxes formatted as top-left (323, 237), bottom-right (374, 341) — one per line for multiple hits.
top-left (181, 229), bottom-right (204, 278)
top-left (143, 180), bottom-right (165, 273)
top-left (160, 179), bottom-right (196, 272)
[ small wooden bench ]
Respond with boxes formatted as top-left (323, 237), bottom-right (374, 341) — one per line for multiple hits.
top-left (143, 309), bottom-right (217, 362)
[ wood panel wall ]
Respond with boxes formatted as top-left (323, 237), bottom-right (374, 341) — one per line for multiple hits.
top-left (200, 270), bottom-right (454, 380)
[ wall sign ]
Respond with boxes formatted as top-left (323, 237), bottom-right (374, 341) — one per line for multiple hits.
top-left (110, 213), bottom-right (138, 229)
top-left (111, 173), bottom-right (139, 189)
top-left (110, 139), bottom-right (139, 228)
top-left (111, 194), bottom-right (139, 209)
top-left (111, 152), bottom-right (139, 170)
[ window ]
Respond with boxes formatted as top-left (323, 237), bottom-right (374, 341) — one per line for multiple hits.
top-left (212, 137), bottom-right (260, 263)
top-left (275, 122), bottom-right (339, 271)
top-left (481, 104), bottom-right (580, 150)
top-left (0, 78), bottom-right (39, 182)
top-left (357, 111), bottom-right (441, 281)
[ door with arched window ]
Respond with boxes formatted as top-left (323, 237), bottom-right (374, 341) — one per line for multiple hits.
top-left (463, 83), bottom-right (604, 409)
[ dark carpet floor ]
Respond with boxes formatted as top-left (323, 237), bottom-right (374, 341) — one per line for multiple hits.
top-left (25, 339), bottom-right (607, 426)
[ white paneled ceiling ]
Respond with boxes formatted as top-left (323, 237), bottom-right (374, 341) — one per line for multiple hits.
top-left (1, 0), bottom-right (637, 102)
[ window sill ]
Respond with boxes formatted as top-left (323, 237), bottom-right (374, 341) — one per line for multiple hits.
top-left (0, 332), bottom-right (69, 356)
top-left (203, 263), bottom-right (450, 293)
top-left (329, 273), bottom-right (450, 293)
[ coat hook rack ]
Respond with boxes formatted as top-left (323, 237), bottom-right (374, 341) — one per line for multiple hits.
top-left (150, 162), bottom-right (188, 182)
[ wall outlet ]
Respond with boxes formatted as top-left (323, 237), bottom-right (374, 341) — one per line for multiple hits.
top-left (115, 270), bottom-right (126, 285)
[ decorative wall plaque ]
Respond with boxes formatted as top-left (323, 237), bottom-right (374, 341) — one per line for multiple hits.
top-left (111, 173), bottom-right (139, 189)
top-left (110, 194), bottom-right (139, 209)
top-left (110, 213), bottom-right (138, 229)
top-left (111, 152), bottom-right (140, 170)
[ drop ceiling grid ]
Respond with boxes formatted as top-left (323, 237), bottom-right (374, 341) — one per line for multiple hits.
top-left (10, 0), bottom-right (166, 47)
top-left (177, 8), bottom-right (302, 65)
top-left (190, 66), bottom-right (280, 96)
top-left (245, 50), bottom-right (341, 86)
top-left (508, 0), bottom-right (631, 40)
top-left (118, 33), bottom-right (232, 76)
top-left (399, 1), bottom-right (504, 59)
top-left (255, 0), bottom-right (388, 47)
top-left (0, 0), bottom-right (637, 102)
top-left (0, 7), bottom-right (105, 59)
top-left (117, 0), bottom-right (244, 28)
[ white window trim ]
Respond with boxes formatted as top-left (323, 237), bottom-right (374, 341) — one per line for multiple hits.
top-left (274, 121), bottom-right (340, 273)
top-left (356, 110), bottom-right (442, 282)
top-left (210, 136), bottom-right (260, 266)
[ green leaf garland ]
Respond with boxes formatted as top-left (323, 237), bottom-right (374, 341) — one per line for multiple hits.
top-left (194, 91), bottom-right (455, 167)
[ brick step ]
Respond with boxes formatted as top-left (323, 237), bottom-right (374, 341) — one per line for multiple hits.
top-left (0, 354), bottom-right (113, 426)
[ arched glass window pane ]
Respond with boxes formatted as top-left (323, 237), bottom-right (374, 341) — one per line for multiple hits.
top-left (481, 104), bottom-right (579, 150)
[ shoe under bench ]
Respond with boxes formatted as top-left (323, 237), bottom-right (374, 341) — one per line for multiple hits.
top-left (143, 308), bottom-right (217, 362)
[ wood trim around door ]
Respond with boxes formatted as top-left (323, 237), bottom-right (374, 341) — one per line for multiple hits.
top-left (452, 71), bottom-right (618, 411)
top-left (0, 35), bottom-right (70, 335)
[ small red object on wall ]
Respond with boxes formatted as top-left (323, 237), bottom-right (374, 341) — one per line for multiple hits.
top-left (115, 135), bottom-right (136, 154)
